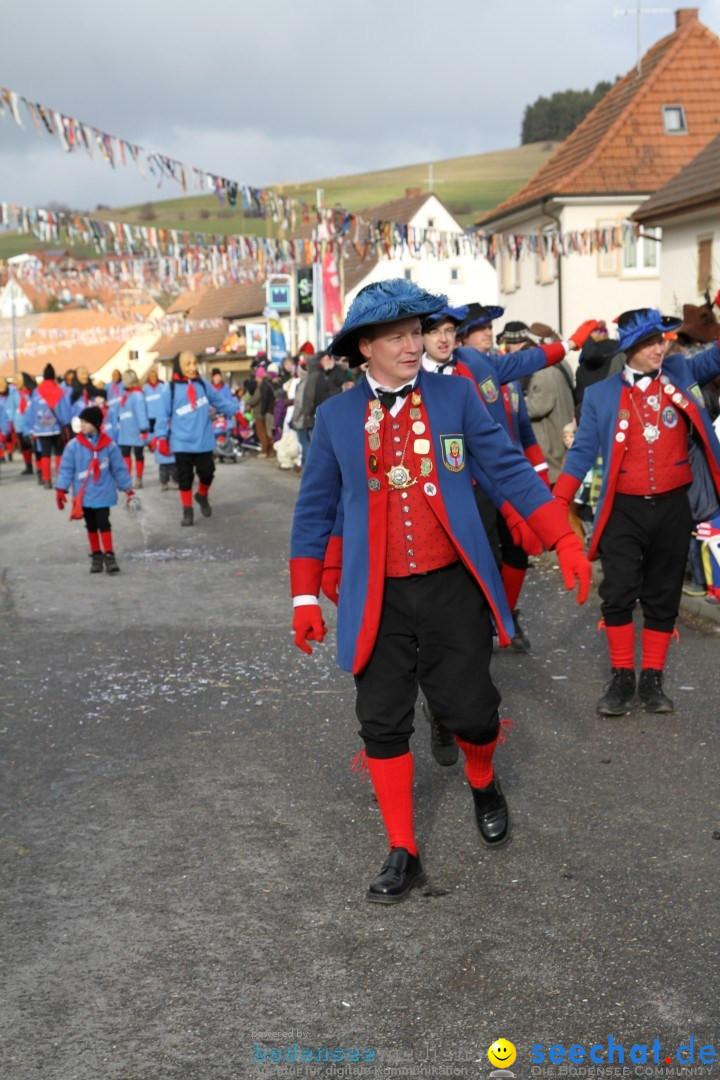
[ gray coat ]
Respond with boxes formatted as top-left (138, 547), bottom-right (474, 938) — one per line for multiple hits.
top-left (524, 361), bottom-right (575, 484)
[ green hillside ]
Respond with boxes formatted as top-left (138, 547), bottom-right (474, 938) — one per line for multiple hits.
top-left (0, 142), bottom-right (558, 260)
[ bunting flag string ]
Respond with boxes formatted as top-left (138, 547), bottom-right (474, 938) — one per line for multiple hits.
top-left (1, 200), bottom-right (641, 274)
top-left (0, 315), bottom-right (226, 362)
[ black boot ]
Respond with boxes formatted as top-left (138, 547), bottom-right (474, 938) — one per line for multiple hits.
top-left (22, 462), bottom-right (34, 475)
top-left (638, 668), bottom-right (674, 713)
top-left (596, 668), bottom-right (636, 716)
top-left (194, 492), bottom-right (212, 517)
top-left (89, 551), bottom-right (104, 574)
top-left (181, 506), bottom-right (194, 527)
top-left (422, 700), bottom-right (458, 766)
top-left (36, 469), bottom-right (44, 485)
top-left (366, 848), bottom-right (426, 904)
top-left (470, 778), bottom-right (510, 846)
top-left (510, 608), bottom-right (531, 652)
top-left (104, 551), bottom-right (120, 574)
top-left (44, 480), bottom-right (53, 490)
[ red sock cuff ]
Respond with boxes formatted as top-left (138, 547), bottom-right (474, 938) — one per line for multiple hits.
top-left (41, 457), bottom-right (51, 482)
top-left (501, 564), bottom-right (526, 612)
top-left (456, 736), bottom-right (497, 789)
top-left (180, 489), bottom-right (193, 508)
top-left (88, 531), bottom-right (101, 553)
top-left (606, 623), bottom-right (635, 669)
top-left (198, 481), bottom-right (210, 496)
top-left (366, 753), bottom-right (417, 856)
top-left (100, 530), bottom-right (113, 553)
top-left (641, 628), bottom-right (672, 671)
top-left (136, 460), bottom-right (144, 478)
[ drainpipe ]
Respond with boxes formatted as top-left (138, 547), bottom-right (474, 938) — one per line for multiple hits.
top-left (543, 200), bottom-right (563, 334)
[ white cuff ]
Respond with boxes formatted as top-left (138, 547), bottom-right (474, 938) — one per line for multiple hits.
top-left (293, 595), bottom-right (319, 607)
top-left (560, 341), bottom-right (571, 355)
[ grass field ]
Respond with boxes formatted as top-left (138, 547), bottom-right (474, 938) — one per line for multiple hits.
top-left (0, 142), bottom-right (558, 260)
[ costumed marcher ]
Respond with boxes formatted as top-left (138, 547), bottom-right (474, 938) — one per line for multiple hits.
top-left (11, 373), bottom-right (36, 475)
top-left (142, 368), bottom-right (165, 434)
top-left (66, 366), bottom-right (99, 420)
top-left (25, 364), bottom-right (71, 489)
top-left (290, 279), bottom-right (591, 903)
top-left (153, 350), bottom-right (238, 525)
top-left (0, 396), bottom-right (10, 473)
top-left (524, 322), bottom-right (577, 485)
top-left (554, 308), bottom-right (720, 715)
top-left (106, 369), bottom-right (124, 404)
top-left (0, 376), bottom-right (20, 464)
top-left (55, 406), bottom-right (134, 574)
top-left (110, 370), bottom-right (150, 488)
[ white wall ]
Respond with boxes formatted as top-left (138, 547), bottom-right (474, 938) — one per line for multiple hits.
top-left (656, 211), bottom-right (720, 315)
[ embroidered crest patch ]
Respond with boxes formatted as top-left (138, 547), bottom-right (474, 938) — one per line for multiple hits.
top-left (479, 377), bottom-right (499, 403)
top-left (441, 435), bottom-right (465, 472)
top-left (687, 383), bottom-right (705, 407)
top-left (510, 388), bottom-right (520, 413)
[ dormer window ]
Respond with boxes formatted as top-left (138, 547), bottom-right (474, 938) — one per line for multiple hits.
top-left (663, 105), bottom-right (688, 134)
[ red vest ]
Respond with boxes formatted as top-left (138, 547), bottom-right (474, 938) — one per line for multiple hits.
top-left (616, 381), bottom-right (693, 495)
top-left (383, 403), bottom-right (458, 577)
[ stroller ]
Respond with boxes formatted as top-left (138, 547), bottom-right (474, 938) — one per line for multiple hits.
top-left (213, 412), bottom-right (261, 462)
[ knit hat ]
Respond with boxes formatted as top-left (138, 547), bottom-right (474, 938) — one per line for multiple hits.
top-left (496, 321), bottom-right (535, 346)
top-left (455, 303), bottom-right (504, 339)
top-left (329, 279), bottom-right (446, 367)
top-left (43, 363), bottom-right (56, 381)
top-left (421, 305), bottom-right (469, 333)
top-left (615, 308), bottom-right (682, 353)
top-left (79, 406), bottom-right (104, 432)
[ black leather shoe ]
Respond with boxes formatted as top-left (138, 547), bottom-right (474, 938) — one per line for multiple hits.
top-left (422, 701), bottom-right (458, 766)
top-left (181, 506), bottom-right (194, 527)
top-left (366, 848), bottom-right (426, 904)
top-left (510, 608), bottom-right (531, 652)
top-left (596, 668), bottom-right (636, 715)
top-left (194, 492), bottom-right (212, 517)
top-left (638, 668), bottom-right (674, 713)
top-left (470, 778), bottom-right (510, 846)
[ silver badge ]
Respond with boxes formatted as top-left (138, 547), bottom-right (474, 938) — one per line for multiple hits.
top-left (423, 482), bottom-right (437, 496)
top-left (368, 478), bottom-right (381, 492)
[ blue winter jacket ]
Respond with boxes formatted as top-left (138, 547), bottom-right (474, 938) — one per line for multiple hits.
top-left (0, 400), bottom-right (10, 437)
top-left (154, 377), bottom-right (238, 453)
top-left (143, 381), bottom-right (166, 421)
top-left (1, 386), bottom-right (20, 427)
top-left (56, 433), bottom-right (132, 507)
top-left (111, 390), bottom-right (150, 447)
top-left (26, 385), bottom-right (72, 437)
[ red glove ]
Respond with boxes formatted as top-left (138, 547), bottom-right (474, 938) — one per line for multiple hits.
top-left (125, 488), bottom-right (135, 503)
top-left (292, 604), bottom-right (327, 655)
top-left (140, 431), bottom-right (149, 440)
top-left (56, 489), bottom-right (67, 510)
top-left (149, 438), bottom-right (157, 452)
top-left (553, 472), bottom-right (581, 516)
top-left (554, 533), bottom-right (592, 605)
top-left (501, 503), bottom-right (542, 556)
top-left (156, 438), bottom-right (171, 457)
top-left (321, 568), bottom-right (341, 605)
top-left (567, 320), bottom-right (600, 350)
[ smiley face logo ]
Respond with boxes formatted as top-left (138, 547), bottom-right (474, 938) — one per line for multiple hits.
top-left (488, 1039), bottom-right (517, 1069)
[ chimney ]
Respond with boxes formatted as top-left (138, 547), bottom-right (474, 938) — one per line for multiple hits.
top-left (675, 8), bottom-right (699, 28)
top-left (405, 187), bottom-right (422, 197)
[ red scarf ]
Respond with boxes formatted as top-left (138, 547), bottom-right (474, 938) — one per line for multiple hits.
top-left (38, 380), bottom-right (64, 410)
top-left (120, 386), bottom-right (143, 407)
top-left (174, 372), bottom-right (197, 409)
top-left (76, 432), bottom-right (113, 482)
top-left (19, 389), bottom-right (30, 414)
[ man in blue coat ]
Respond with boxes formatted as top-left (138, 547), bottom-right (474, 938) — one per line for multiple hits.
top-left (554, 308), bottom-right (720, 715)
top-left (289, 279), bottom-right (592, 904)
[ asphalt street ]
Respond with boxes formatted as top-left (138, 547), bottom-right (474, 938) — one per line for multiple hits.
top-left (1, 456), bottom-right (719, 1080)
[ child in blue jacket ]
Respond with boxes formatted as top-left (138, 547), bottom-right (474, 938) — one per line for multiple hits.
top-left (108, 370), bottom-right (150, 488)
top-left (25, 364), bottom-right (72, 488)
top-left (56, 406), bottom-right (133, 574)
top-left (153, 351), bottom-right (237, 525)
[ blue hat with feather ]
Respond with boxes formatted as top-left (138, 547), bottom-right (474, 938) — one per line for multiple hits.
top-left (615, 308), bottom-right (683, 353)
top-left (456, 303), bottom-right (505, 339)
top-left (421, 305), bottom-right (469, 333)
top-left (329, 279), bottom-right (447, 367)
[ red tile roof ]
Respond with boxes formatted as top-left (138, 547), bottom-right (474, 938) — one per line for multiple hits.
top-left (478, 10), bottom-right (720, 225)
top-left (633, 128), bottom-right (720, 222)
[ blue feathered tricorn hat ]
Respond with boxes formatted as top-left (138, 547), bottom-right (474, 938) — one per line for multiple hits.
top-left (329, 279), bottom-right (447, 367)
top-left (615, 308), bottom-right (682, 353)
top-left (456, 302), bottom-right (505, 339)
top-left (421, 305), bottom-right (469, 333)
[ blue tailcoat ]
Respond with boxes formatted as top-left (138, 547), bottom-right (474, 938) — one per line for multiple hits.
top-left (291, 369), bottom-right (561, 673)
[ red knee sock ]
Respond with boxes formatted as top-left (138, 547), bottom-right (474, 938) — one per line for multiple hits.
top-left (197, 481), bottom-right (210, 497)
top-left (22, 449), bottom-right (32, 466)
top-left (456, 735), bottom-right (497, 789)
top-left (366, 753), bottom-right (417, 855)
top-left (641, 628), bottom-right (672, 671)
top-left (123, 456), bottom-right (132, 474)
top-left (606, 623), bottom-right (635, 668)
top-left (501, 564), bottom-right (526, 612)
top-left (136, 460), bottom-right (144, 479)
top-left (87, 531), bottom-right (101, 554)
top-left (100, 530), bottom-right (113, 553)
top-left (180, 489), bottom-right (193, 508)
top-left (41, 457), bottom-right (51, 483)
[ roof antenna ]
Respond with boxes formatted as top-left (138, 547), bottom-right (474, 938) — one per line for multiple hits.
top-left (613, 5), bottom-right (672, 75)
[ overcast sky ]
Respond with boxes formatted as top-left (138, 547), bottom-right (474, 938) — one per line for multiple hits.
top-left (2, 0), bottom-right (720, 212)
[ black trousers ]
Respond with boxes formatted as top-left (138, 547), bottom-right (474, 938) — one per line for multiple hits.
top-left (598, 489), bottom-right (692, 632)
top-left (119, 444), bottom-right (144, 462)
top-left (473, 486), bottom-right (502, 570)
top-left (83, 506), bottom-right (111, 532)
top-left (355, 562), bottom-right (501, 759)
top-left (37, 435), bottom-right (63, 458)
top-left (174, 451), bottom-right (215, 491)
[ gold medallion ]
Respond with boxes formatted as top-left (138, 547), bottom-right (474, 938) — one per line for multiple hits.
top-left (411, 392), bottom-right (422, 406)
top-left (420, 458), bottom-right (433, 477)
top-left (386, 465), bottom-right (417, 490)
top-left (368, 434), bottom-right (380, 451)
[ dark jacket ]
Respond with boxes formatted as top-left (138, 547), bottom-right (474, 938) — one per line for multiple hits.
top-left (574, 339), bottom-right (625, 422)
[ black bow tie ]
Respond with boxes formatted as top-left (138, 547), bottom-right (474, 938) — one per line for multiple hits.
top-left (376, 384), bottom-right (413, 410)
top-left (632, 370), bottom-right (659, 384)
top-left (436, 358), bottom-right (457, 374)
